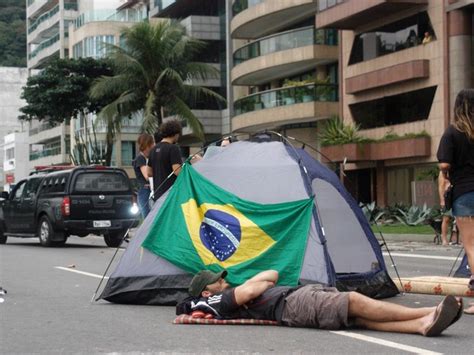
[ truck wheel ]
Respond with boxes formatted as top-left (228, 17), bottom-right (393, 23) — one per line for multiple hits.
top-left (0, 226), bottom-right (6, 244)
top-left (38, 216), bottom-right (54, 247)
top-left (104, 230), bottom-right (125, 248)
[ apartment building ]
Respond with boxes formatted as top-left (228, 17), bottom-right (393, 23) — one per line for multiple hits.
top-left (68, 0), bottom-right (148, 177)
top-left (26, 0), bottom-right (147, 176)
top-left (2, 132), bottom-right (29, 193)
top-left (0, 67), bottom-right (29, 191)
top-left (315, 0), bottom-right (473, 206)
top-left (26, 0), bottom-right (78, 170)
top-left (230, 0), bottom-right (339, 151)
top-left (150, 0), bottom-right (228, 152)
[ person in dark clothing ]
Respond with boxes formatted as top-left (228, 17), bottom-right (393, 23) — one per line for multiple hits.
top-left (437, 88), bottom-right (474, 314)
top-left (132, 133), bottom-right (154, 218)
top-left (185, 270), bottom-right (462, 336)
top-left (147, 120), bottom-right (182, 201)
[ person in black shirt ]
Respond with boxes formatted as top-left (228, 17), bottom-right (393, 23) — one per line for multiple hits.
top-left (184, 270), bottom-right (462, 336)
top-left (437, 88), bottom-right (474, 314)
top-left (132, 133), bottom-right (154, 219)
top-left (147, 120), bottom-right (183, 201)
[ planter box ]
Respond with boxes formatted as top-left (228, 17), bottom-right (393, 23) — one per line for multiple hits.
top-left (320, 142), bottom-right (370, 163)
top-left (320, 136), bottom-right (431, 163)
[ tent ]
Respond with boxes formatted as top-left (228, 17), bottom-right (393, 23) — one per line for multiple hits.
top-left (99, 140), bottom-right (398, 305)
top-left (454, 253), bottom-right (470, 278)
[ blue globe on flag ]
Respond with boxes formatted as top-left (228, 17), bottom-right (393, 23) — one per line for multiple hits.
top-left (199, 209), bottom-right (242, 261)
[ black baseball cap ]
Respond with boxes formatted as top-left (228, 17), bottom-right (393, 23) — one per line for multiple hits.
top-left (188, 270), bottom-right (227, 297)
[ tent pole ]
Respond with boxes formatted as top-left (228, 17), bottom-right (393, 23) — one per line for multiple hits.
top-left (448, 247), bottom-right (465, 277)
top-left (91, 228), bottom-right (131, 303)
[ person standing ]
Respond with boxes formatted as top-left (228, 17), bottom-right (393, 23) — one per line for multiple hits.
top-left (132, 133), bottom-right (154, 219)
top-left (437, 88), bottom-right (474, 314)
top-left (147, 120), bottom-right (183, 201)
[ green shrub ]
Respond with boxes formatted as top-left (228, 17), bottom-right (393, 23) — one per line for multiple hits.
top-left (395, 204), bottom-right (432, 226)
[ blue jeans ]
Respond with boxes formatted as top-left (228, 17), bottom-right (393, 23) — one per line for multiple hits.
top-left (453, 191), bottom-right (474, 217)
top-left (137, 187), bottom-right (151, 219)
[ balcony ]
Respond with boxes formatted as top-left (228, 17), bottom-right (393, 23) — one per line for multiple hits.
top-left (316, 0), bottom-right (427, 30)
top-left (74, 7), bottom-right (147, 29)
top-left (28, 3), bottom-right (78, 44)
top-left (28, 33), bottom-right (65, 69)
top-left (231, 0), bottom-right (318, 39)
top-left (27, 0), bottom-right (52, 19)
top-left (345, 60), bottom-right (429, 94)
top-left (180, 16), bottom-right (222, 41)
top-left (232, 26), bottom-right (338, 85)
top-left (232, 83), bottom-right (338, 132)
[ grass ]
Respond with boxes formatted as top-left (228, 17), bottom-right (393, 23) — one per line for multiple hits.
top-left (371, 224), bottom-right (434, 235)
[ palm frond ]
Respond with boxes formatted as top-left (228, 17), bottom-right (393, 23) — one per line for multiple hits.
top-left (170, 97), bottom-right (204, 142)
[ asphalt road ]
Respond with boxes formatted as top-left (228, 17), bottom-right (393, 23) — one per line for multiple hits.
top-left (0, 236), bottom-right (472, 354)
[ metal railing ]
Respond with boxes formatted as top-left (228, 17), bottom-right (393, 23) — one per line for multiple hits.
top-left (28, 33), bottom-right (62, 59)
top-left (234, 83), bottom-right (338, 116)
top-left (28, 5), bottom-right (59, 34)
top-left (29, 146), bottom-right (62, 161)
top-left (234, 26), bottom-right (338, 65)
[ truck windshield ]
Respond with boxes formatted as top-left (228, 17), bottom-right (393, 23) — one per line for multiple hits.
top-left (73, 172), bottom-right (130, 193)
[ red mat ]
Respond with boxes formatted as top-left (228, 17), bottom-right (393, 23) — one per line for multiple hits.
top-left (174, 314), bottom-right (278, 325)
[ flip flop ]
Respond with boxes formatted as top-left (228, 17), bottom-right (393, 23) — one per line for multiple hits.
top-left (423, 295), bottom-right (459, 337)
top-left (449, 297), bottom-right (463, 325)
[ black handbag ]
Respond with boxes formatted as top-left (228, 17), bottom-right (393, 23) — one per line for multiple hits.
top-left (444, 185), bottom-right (454, 210)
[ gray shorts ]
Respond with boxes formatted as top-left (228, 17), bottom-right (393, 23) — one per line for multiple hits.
top-left (281, 285), bottom-right (350, 330)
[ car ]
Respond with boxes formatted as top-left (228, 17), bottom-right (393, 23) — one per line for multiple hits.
top-left (0, 166), bottom-right (140, 247)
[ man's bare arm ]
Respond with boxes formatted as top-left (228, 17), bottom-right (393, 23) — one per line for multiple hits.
top-left (246, 270), bottom-right (279, 284)
top-left (233, 270), bottom-right (279, 305)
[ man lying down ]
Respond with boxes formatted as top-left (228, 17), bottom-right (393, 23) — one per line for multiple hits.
top-left (177, 269), bottom-right (463, 336)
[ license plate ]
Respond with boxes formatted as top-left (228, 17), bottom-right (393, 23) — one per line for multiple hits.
top-left (93, 220), bottom-right (111, 228)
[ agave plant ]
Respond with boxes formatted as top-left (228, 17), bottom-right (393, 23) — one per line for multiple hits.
top-left (395, 204), bottom-right (432, 226)
top-left (319, 116), bottom-right (366, 146)
top-left (360, 202), bottom-right (385, 224)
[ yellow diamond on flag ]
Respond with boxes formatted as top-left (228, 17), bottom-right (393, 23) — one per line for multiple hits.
top-left (181, 199), bottom-right (276, 268)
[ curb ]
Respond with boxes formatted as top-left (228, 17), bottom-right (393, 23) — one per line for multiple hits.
top-left (396, 276), bottom-right (474, 297)
top-left (375, 233), bottom-right (436, 243)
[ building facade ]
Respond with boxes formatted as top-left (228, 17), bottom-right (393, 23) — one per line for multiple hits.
top-left (2, 132), bottom-right (30, 192)
top-left (0, 67), bottom-right (29, 191)
top-left (26, 0), bottom-right (148, 176)
top-left (150, 0), bottom-right (229, 152)
top-left (230, 0), bottom-right (339, 156)
top-left (315, 0), bottom-right (474, 206)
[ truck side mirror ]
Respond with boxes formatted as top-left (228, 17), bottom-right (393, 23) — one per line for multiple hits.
top-left (0, 191), bottom-right (9, 200)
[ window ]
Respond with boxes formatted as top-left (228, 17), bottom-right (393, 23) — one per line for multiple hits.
top-left (24, 178), bottom-right (42, 198)
top-left (349, 12), bottom-right (435, 65)
top-left (121, 141), bottom-right (136, 166)
top-left (12, 181), bottom-right (26, 200)
top-left (73, 172), bottom-right (130, 193)
top-left (349, 86), bottom-right (437, 129)
top-left (6, 148), bottom-right (14, 160)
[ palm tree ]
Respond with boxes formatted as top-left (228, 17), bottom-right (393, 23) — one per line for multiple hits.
top-left (90, 20), bottom-right (225, 141)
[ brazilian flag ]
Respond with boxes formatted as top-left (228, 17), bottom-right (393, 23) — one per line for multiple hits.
top-left (142, 164), bottom-right (314, 286)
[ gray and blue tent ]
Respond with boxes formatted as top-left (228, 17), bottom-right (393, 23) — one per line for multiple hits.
top-left (99, 140), bottom-right (398, 305)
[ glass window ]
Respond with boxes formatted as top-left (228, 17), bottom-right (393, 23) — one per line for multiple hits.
top-left (349, 12), bottom-right (435, 65)
top-left (349, 86), bottom-right (437, 129)
top-left (6, 148), bottom-right (14, 160)
top-left (24, 178), bottom-right (42, 197)
top-left (121, 141), bottom-right (136, 166)
top-left (12, 181), bottom-right (26, 200)
top-left (73, 172), bottom-right (130, 193)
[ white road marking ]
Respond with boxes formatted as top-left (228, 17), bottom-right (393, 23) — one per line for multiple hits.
top-left (331, 331), bottom-right (442, 355)
top-left (55, 266), bottom-right (108, 279)
top-left (383, 252), bottom-right (458, 261)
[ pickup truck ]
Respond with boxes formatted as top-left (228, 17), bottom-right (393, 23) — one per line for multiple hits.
top-left (0, 166), bottom-right (139, 247)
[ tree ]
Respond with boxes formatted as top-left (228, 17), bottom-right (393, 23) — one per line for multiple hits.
top-left (19, 57), bottom-right (118, 166)
top-left (90, 20), bottom-right (225, 141)
top-left (0, 0), bottom-right (26, 67)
